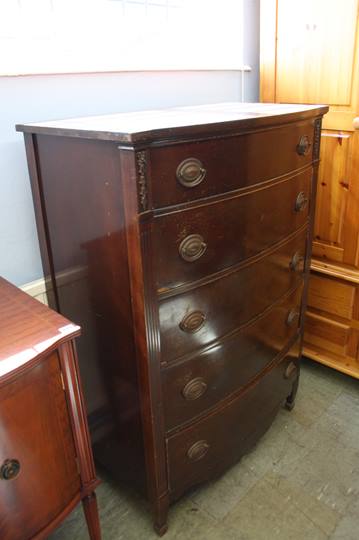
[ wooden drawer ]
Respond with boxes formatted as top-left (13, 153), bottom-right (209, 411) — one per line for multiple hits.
top-left (166, 339), bottom-right (301, 500)
top-left (159, 228), bottom-right (307, 362)
top-left (162, 285), bottom-right (303, 430)
top-left (148, 120), bottom-right (315, 208)
top-left (0, 353), bottom-right (80, 540)
top-left (153, 168), bottom-right (312, 290)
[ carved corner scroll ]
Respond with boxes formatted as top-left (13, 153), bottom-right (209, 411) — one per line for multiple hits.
top-left (313, 118), bottom-right (322, 161)
top-left (136, 150), bottom-right (148, 212)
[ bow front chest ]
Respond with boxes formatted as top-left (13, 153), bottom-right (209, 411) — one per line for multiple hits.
top-left (17, 102), bottom-right (328, 535)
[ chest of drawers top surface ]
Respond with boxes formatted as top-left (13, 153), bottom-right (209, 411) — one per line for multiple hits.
top-left (18, 102), bottom-right (328, 536)
top-left (16, 102), bottom-right (328, 143)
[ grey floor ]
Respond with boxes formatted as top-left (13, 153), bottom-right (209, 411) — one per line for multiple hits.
top-left (50, 358), bottom-right (359, 540)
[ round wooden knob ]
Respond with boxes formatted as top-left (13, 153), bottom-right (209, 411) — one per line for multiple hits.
top-left (0, 459), bottom-right (20, 480)
top-left (287, 308), bottom-right (300, 326)
top-left (296, 135), bottom-right (311, 156)
top-left (176, 158), bottom-right (206, 188)
top-left (187, 440), bottom-right (210, 462)
top-left (179, 310), bottom-right (206, 333)
top-left (353, 117), bottom-right (359, 130)
top-left (179, 234), bottom-right (207, 262)
top-left (295, 191), bottom-right (308, 212)
top-left (289, 251), bottom-right (304, 272)
top-left (284, 361), bottom-right (298, 379)
top-left (182, 377), bottom-right (208, 400)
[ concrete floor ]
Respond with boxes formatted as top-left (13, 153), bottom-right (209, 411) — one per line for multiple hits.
top-left (50, 358), bottom-right (359, 540)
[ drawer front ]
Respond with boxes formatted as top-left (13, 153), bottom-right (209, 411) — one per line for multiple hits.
top-left (0, 352), bottom-right (80, 540)
top-left (166, 339), bottom-right (301, 499)
top-left (162, 285), bottom-right (303, 430)
top-left (153, 169), bottom-right (312, 290)
top-left (149, 120), bottom-right (315, 208)
top-left (159, 228), bottom-right (307, 362)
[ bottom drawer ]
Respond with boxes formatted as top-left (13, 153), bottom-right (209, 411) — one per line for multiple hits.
top-left (166, 339), bottom-right (300, 500)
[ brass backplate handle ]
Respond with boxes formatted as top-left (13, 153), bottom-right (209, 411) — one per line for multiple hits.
top-left (187, 440), bottom-right (210, 462)
top-left (296, 135), bottom-right (312, 156)
top-left (179, 310), bottom-right (206, 333)
top-left (182, 377), bottom-right (208, 401)
top-left (0, 459), bottom-right (20, 480)
top-left (289, 251), bottom-right (304, 272)
top-left (176, 158), bottom-right (206, 188)
top-left (179, 234), bottom-right (207, 262)
top-left (284, 361), bottom-right (298, 379)
top-left (295, 191), bottom-right (308, 212)
top-left (287, 308), bottom-right (300, 327)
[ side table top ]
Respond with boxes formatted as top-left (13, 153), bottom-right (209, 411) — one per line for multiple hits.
top-left (0, 277), bottom-right (80, 379)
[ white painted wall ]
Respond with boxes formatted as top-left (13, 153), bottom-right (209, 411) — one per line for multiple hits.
top-left (0, 0), bottom-right (259, 286)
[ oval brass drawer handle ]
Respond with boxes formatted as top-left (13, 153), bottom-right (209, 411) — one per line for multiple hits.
top-left (287, 308), bottom-right (300, 327)
top-left (295, 191), bottom-right (309, 212)
top-left (296, 135), bottom-right (312, 156)
top-left (0, 459), bottom-right (20, 481)
top-left (187, 440), bottom-right (210, 462)
top-left (179, 234), bottom-right (207, 262)
top-left (176, 158), bottom-right (206, 188)
top-left (284, 361), bottom-right (298, 379)
top-left (182, 377), bottom-right (208, 401)
top-left (179, 310), bottom-right (206, 333)
top-left (289, 251), bottom-right (304, 272)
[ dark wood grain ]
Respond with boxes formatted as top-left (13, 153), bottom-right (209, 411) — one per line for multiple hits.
top-left (162, 285), bottom-right (303, 430)
top-left (119, 146), bottom-right (169, 533)
top-left (159, 228), bottom-right (307, 363)
top-left (16, 102), bottom-right (328, 144)
top-left (166, 339), bottom-right (301, 501)
top-left (149, 119), bottom-right (315, 208)
top-left (33, 134), bottom-right (146, 485)
top-left (152, 168), bottom-right (312, 290)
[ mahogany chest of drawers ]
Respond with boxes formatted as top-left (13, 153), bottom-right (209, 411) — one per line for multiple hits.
top-left (17, 102), bottom-right (328, 535)
top-left (0, 277), bottom-right (101, 540)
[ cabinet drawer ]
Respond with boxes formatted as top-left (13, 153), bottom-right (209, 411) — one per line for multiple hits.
top-left (153, 168), bottom-right (312, 290)
top-left (166, 339), bottom-right (301, 500)
top-left (0, 352), bottom-right (80, 540)
top-left (162, 286), bottom-right (303, 430)
top-left (148, 120), bottom-right (315, 208)
top-left (159, 228), bottom-right (307, 362)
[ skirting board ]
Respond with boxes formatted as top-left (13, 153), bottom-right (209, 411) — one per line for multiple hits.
top-left (20, 265), bottom-right (88, 306)
top-left (20, 277), bottom-right (48, 305)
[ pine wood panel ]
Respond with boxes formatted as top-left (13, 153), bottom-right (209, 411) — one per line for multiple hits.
top-left (305, 271), bottom-right (359, 377)
top-left (259, 0), bottom-right (277, 102)
top-left (342, 132), bottom-right (359, 267)
top-left (276, 0), bottom-right (358, 105)
top-left (260, 0), bottom-right (359, 378)
top-left (304, 312), bottom-right (351, 357)
top-left (312, 131), bottom-right (348, 262)
top-left (307, 274), bottom-right (355, 319)
top-left (312, 131), bottom-right (359, 267)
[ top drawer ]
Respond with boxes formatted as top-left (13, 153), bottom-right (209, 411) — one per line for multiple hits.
top-left (148, 120), bottom-right (315, 208)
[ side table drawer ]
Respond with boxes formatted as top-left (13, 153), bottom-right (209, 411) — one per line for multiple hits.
top-left (0, 352), bottom-right (80, 540)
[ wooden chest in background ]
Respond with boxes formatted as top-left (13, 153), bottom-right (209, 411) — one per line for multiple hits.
top-left (17, 102), bottom-right (328, 534)
top-left (260, 0), bottom-right (359, 378)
